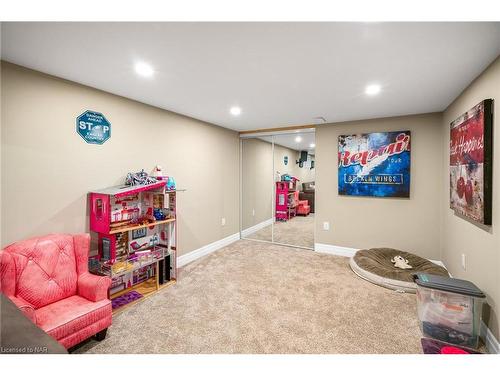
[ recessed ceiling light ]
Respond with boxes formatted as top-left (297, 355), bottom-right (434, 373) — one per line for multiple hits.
top-left (365, 84), bottom-right (381, 96)
top-left (309, 143), bottom-right (316, 148)
top-left (230, 106), bottom-right (242, 116)
top-left (295, 136), bottom-right (302, 143)
top-left (134, 62), bottom-right (154, 78)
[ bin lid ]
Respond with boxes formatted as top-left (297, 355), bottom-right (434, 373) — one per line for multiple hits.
top-left (414, 273), bottom-right (485, 298)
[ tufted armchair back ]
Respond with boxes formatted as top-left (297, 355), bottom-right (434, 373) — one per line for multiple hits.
top-left (0, 234), bottom-right (90, 309)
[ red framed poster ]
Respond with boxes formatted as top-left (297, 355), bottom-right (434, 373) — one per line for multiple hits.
top-left (450, 99), bottom-right (493, 225)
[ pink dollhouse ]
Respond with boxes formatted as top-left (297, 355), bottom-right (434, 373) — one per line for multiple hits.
top-left (275, 177), bottom-right (310, 221)
top-left (89, 180), bottom-right (178, 311)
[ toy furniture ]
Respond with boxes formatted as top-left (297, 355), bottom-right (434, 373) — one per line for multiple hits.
top-left (0, 233), bottom-right (112, 349)
top-left (89, 179), bottom-right (178, 313)
top-left (275, 181), bottom-right (289, 221)
top-left (299, 181), bottom-right (315, 213)
top-left (275, 177), bottom-right (299, 221)
top-left (296, 199), bottom-right (311, 216)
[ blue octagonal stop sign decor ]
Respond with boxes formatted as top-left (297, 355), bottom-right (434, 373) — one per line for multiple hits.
top-left (76, 110), bottom-right (111, 145)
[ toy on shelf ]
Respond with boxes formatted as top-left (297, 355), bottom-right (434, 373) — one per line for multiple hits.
top-left (151, 166), bottom-right (176, 191)
top-left (125, 169), bottom-right (158, 186)
top-left (152, 165), bottom-right (163, 178)
top-left (166, 176), bottom-right (176, 191)
top-left (89, 171), bottom-right (180, 312)
top-left (153, 208), bottom-right (167, 220)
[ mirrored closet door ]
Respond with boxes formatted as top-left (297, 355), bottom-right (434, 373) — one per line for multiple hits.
top-left (271, 132), bottom-right (315, 249)
top-left (240, 136), bottom-right (274, 243)
top-left (240, 130), bottom-right (316, 250)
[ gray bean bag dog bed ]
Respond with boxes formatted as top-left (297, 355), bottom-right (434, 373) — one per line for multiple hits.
top-left (349, 248), bottom-right (449, 293)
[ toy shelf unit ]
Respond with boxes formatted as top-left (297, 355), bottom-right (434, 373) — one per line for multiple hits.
top-left (275, 176), bottom-right (299, 222)
top-left (89, 180), bottom-right (178, 312)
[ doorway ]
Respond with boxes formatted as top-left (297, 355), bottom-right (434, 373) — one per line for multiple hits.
top-left (240, 129), bottom-right (316, 250)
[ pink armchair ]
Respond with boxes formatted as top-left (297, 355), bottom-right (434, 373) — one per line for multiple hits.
top-left (0, 233), bottom-right (112, 349)
top-left (297, 200), bottom-right (311, 216)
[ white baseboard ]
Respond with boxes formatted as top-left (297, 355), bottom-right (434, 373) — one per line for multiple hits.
top-left (241, 218), bottom-right (273, 237)
top-left (314, 243), bottom-right (358, 257)
top-left (177, 232), bottom-right (240, 268)
top-left (481, 320), bottom-right (500, 354)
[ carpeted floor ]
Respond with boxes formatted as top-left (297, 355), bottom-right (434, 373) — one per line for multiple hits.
top-left (75, 240), bottom-right (423, 354)
top-left (246, 214), bottom-right (314, 249)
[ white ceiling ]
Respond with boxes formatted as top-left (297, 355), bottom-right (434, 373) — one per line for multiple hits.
top-left (2, 22), bottom-right (500, 131)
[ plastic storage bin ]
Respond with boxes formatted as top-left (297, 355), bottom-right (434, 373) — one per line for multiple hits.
top-left (414, 273), bottom-right (485, 349)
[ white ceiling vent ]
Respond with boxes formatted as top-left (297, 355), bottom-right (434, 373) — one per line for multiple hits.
top-left (313, 116), bottom-right (327, 124)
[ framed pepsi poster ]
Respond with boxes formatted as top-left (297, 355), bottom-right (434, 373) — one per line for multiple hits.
top-left (449, 99), bottom-right (493, 225)
top-left (338, 131), bottom-right (411, 198)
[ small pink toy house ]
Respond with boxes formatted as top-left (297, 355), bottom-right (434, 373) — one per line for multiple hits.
top-left (89, 180), bottom-right (179, 310)
top-left (275, 177), bottom-right (299, 221)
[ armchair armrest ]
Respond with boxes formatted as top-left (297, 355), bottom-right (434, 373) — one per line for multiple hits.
top-left (8, 295), bottom-right (36, 323)
top-left (77, 272), bottom-right (111, 302)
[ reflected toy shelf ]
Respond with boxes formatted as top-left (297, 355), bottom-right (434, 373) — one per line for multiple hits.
top-left (275, 177), bottom-right (299, 221)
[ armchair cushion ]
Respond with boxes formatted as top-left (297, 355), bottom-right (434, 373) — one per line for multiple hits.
top-left (78, 272), bottom-right (111, 302)
top-left (36, 295), bottom-right (111, 343)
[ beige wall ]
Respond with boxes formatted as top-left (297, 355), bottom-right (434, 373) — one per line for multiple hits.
top-left (315, 113), bottom-right (443, 260)
top-left (441, 56), bottom-right (500, 338)
top-left (0, 62), bottom-right (240, 256)
top-left (273, 144), bottom-right (315, 187)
